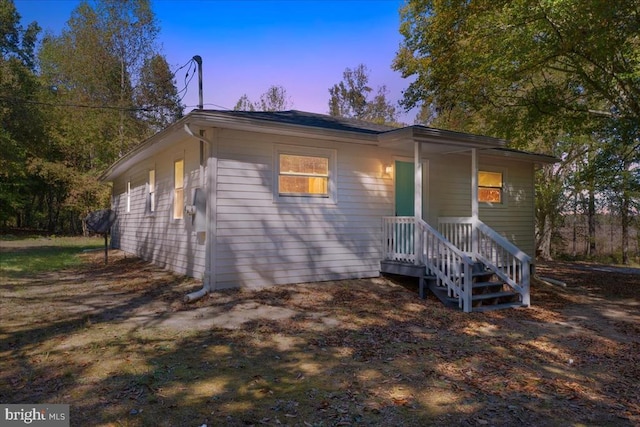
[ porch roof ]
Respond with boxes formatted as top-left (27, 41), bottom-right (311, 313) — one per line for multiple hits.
top-left (378, 125), bottom-right (508, 148)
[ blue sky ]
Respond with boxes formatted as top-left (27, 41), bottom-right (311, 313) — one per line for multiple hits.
top-left (15, 0), bottom-right (416, 122)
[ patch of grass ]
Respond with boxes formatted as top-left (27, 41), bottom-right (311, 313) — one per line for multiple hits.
top-left (0, 233), bottom-right (43, 241)
top-left (0, 236), bottom-right (103, 277)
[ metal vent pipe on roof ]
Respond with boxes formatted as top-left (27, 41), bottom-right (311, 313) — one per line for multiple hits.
top-left (193, 55), bottom-right (203, 109)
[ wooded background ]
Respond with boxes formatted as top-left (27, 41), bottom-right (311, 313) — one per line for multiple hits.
top-left (2, 0), bottom-right (639, 263)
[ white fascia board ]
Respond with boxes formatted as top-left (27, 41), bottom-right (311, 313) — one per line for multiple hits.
top-left (485, 148), bottom-right (559, 165)
top-left (378, 126), bottom-right (508, 149)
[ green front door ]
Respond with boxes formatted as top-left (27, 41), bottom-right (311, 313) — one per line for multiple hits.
top-left (395, 161), bottom-right (414, 216)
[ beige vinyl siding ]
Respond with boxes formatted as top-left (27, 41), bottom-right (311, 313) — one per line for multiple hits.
top-left (213, 128), bottom-right (394, 289)
top-left (479, 158), bottom-right (535, 257)
top-left (428, 153), bottom-right (472, 220)
top-left (426, 152), bottom-right (535, 258)
top-left (110, 136), bottom-right (206, 278)
top-left (108, 122), bottom-right (538, 289)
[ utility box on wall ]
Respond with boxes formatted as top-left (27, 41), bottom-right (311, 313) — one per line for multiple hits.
top-left (192, 188), bottom-right (207, 233)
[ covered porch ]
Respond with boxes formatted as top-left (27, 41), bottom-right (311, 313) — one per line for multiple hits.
top-left (378, 129), bottom-right (535, 312)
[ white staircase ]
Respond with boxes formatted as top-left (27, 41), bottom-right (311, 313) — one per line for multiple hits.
top-left (381, 217), bottom-right (531, 313)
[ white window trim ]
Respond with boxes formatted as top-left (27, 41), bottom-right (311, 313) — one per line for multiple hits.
top-left (173, 158), bottom-right (185, 220)
top-left (273, 144), bottom-right (337, 204)
top-left (478, 166), bottom-right (508, 208)
top-left (147, 169), bottom-right (156, 215)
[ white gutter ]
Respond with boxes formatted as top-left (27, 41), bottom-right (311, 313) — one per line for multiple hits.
top-left (183, 123), bottom-right (214, 303)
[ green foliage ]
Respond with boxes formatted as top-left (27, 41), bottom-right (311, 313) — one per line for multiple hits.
top-left (1, 0), bottom-right (47, 226)
top-left (1, 0), bottom-right (180, 233)
top-left (329, 64), bottom-right (371, 119)
top-left (136, 54), bottom-right (184, 133)
top-left (394, 0), bottom-right (640, 260)
top-left (394, 0), bottom-right (640, 138)
top-left (328, 64), bottom-right (399, 126)
top-left (0, 0), bottom-right (39, 67)
top-left (38, 0), bottom-right (161, 164)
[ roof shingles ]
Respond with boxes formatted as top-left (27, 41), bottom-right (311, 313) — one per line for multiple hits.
top-left (200, 109), bottom-right (398, 134)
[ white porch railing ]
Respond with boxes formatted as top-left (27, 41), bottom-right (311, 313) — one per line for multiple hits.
top-left (382, 216), bottom-right (474, 312)
top-left (382, 216), bottom-right (416, 263)
top-left (439, 217), bottom-right (531, 306)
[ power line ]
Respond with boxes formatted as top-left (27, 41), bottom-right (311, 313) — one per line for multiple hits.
top-left (1, 56), bottom-right (234, 113)
top-left (0, 56), bottom-right (203, 112)
top-left (184, 103), bottom-right (232, 110)
top-left (0, 96), bottom-right (153, 112)
top-left (0, 97), bottom-right (233, 114)
top-left (0, 58), bottom-right (204, 112)
top-left (176, 60), bottom-right (197, 103)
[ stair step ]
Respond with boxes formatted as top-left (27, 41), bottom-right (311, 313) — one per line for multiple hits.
top-left (473, 271), bottom-right (494, 278)
top-left (472, 281), bottom-right (504, 289)
top-left (430, 286), bottom-right (457, 299)
top-left (428, 284), bottom-right (459, 308)
top-left (457, 271), bottom-right (494, 280)
top-left (472, 302), bottom-right (525, 312)
top-left (472, 291), bottom-right (517, 301)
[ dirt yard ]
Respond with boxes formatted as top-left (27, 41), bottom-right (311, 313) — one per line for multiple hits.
top-left (1, 247), bottom-right (638, 426)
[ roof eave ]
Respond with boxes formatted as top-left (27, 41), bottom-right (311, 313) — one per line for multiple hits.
top-left (100, 111), bottom-right (382, 182)
top-left (99, 115), bottom-right (191, 182)
top-left (378, 125), bottom-right (509, 149)
top-left (487, 147), bottom-right (559, 165)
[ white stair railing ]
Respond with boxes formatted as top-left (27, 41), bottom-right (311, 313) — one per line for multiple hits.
top-left (439, 217), bottom-right (531, 306)
top-left (382, 216), bottom-right (474, 312)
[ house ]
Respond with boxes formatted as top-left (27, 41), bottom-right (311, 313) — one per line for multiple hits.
top-left (100, 110), bottom-right (556, 312)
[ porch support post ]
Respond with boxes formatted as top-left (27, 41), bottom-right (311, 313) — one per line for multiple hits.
top-left (414, 141), bottom-right (423, 264)
top-left (471, 148), bottom-right (479, 257)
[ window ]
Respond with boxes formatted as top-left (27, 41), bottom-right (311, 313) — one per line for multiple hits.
top-left (148, 169), bottom-right (155, 213)
top-left (173, 159), bottom-right (184, 219)
top-left (478, 171), bottom-right (503, 203)
top-left (274, 146), bottom-right (336, 203)
top-left (279, 154), bottom-right (329, 197)
top-left (126, 181), bottom-right (131, 213)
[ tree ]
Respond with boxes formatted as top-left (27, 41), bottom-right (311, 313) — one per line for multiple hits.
top-left (136, 54), bottom-right (184, 134)
top-left (0, 0), bottom-right (44, 227)
top-left (393, 0), bottom-right (640, 260)
top-left (257, 85), bottom-right (291, 111)
top-left (233, 85), bottom-right (292, 111)
top-left (234, 94), bottom-right (255, 111)
top-left (394, 0), bottom-right (640, 138)
top-left (0, 0), bottom-right (180, 232)
top-left (328, 64), bottom-right (398, 125)
top-left (329, 64), bottom-right (371, 119)
top-left (593, 124), bottom-right (640, 263)
top-left (38, 0), bottom-right (165, 167)
top-left (0, 0), bottom-right (39, 67)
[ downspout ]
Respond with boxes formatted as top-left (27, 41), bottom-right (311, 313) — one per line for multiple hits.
top-left (183, 123), bottom-right (214, 302)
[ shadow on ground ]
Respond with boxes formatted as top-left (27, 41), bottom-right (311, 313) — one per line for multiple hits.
top-left (1, 253), bottom-right (638, 426)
